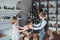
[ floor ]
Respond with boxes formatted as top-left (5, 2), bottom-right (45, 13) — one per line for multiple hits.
top-left (0, 34), bottom-right (60, 40)
top-left (20, 33), bottom-right (60, 40)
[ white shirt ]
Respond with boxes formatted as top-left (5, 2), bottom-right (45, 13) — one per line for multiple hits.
top-left (33, 18), bottom-right (47, 30)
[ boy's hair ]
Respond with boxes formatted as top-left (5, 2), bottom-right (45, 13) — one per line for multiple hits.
top-left (39, 8), bottom-right (43, 13)
top-left (39, 12), bottom-right (45, 17)
top-left (12, 16), bottom-right (17, 20)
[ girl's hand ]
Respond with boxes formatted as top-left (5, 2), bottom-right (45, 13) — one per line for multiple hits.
top-left (24, 26), bottom-right (29, 30)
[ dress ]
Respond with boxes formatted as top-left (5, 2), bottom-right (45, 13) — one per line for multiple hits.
top-left (12, 24), bottom-right (20, 40)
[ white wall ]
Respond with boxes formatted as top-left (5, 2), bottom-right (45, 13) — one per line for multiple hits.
top-left (0, 0), bottom-right (32, 22)
top-left (0, 0), bottom-right (20, 7)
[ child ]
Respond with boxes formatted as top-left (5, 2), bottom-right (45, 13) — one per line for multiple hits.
top-left (12, 16), bottom-right (21, 40)
top-left (12, 16), bottom-right (26, 40)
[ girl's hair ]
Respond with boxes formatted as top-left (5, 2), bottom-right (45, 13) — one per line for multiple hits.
top-left (12, 16), bottom-right (17, 20)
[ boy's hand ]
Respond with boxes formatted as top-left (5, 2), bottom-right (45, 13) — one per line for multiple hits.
top-left (28, 25), bottom-right (34, 30)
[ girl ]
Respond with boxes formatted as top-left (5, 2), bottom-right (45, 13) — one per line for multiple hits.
top-left (12, 16), bottom-right (21, 40)
top-left (11, 16), bottom-right (32, 40)
top-left (12, 16), bottom-right (26, 40)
